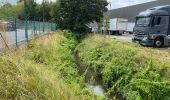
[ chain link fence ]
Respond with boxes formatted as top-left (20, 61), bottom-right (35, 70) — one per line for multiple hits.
top-left (0, 17), bottom-right (57, 53)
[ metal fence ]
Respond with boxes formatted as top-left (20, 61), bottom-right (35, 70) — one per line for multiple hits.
top-left (0, 17), bottom-right (57, 52)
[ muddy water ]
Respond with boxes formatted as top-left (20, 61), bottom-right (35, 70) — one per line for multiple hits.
top-left (74, 50), bottom-right (107, 96)
top-left (88, 85), bottom-right (105, 96)
top-left (74, 50), bottom-right (126, 99)
top-left (84, 66), bottom-right (106, 96)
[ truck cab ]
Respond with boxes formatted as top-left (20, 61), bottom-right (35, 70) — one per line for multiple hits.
top-left (132, 5), bottom-right (170, 47)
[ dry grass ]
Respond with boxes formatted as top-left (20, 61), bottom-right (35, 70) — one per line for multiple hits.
top-left (0, 33), bottom-right (101, 100)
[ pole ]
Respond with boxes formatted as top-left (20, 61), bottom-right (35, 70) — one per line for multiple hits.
top-left (34, 17), bottom-right (35, 37)
top-left (43, 0), bottom-right (45, 33)
top-left (109, 2), bottom-right (111, 38)
top-left (51, 23), bottom-right (52, 32)
top-left (24, 0), bottom-right (28, 42)
top-left (15, 18), bottom-right (18, 48)
top-left (39, 18), bottom-right (40, 35)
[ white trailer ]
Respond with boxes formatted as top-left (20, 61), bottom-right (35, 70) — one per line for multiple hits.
top-left (109, 18), bottom-right (128, 35)
top-left (126, 22), bottom-right (135, 34)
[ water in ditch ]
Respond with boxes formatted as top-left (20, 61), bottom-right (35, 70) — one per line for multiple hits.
top-left (74, 50), bottom-right (125, 99)
top-left (74, 50), bottom-right (106, 96)
top-left (88, 84), bottom-right (105, 96)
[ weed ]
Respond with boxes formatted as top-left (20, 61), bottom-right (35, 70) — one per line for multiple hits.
top-left (76, 34), bottom-right (170, 99)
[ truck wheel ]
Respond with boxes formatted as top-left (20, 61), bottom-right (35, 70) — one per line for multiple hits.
top-left (154, 38), bottom-right (163, 48)
top-left (117, 31), bottom-right (122, 35)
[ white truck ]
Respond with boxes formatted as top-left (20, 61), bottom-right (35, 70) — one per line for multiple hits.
top-left (109, 18), bottom-right (128, 35)
top-left (126, 22), bottom-right (135, 34)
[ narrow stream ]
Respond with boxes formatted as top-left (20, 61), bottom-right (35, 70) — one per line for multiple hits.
top-left (88, 85), bottom-right (105, 96)
top-left (84, 66), bottom-right (106, 97)
top-left (74, 50), bottom-right (106, 97)
top-left (74, 50), bottom-right (125, 100)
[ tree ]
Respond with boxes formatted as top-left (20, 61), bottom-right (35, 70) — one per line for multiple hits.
top-left (56, 0), bottom-right (108, 38)
top-left (0, 3), bottom-right (20, 18)
top-left (50, 1), bottom-right (60, 22)
top-left (17, 0), bottom-right (52, 21)
top-left (17, 0), bottom-right (37, 20)
top-left (41, 1), bottom-right (52, 21)
top-left (104, 16), bottom-right (110, 34)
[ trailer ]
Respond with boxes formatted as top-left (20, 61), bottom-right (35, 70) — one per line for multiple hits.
top-left (109, 18), bottom-right (128, 35)
top-left (126, 22), bottom-right (135, 34)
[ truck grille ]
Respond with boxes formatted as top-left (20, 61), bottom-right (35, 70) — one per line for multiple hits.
top-left (134, 34), bottom-right (145, 40)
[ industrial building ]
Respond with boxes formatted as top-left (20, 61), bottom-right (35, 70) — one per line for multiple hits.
top-left (108, 0), bottom-right (170, 22)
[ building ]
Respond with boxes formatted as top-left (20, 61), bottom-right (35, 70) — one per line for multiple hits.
top-left (108, 0), bottom-right (170, 22)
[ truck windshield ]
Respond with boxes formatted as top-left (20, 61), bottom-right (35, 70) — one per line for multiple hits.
top-left (136, 17), bottom-right (151, 27)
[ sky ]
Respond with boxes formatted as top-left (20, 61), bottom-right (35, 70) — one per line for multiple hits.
top-left (0, 0), bottom-right (55, 4)
top-left (107, 0), bottom-right (157, 10)
top-left (0, 0), bottom-right (157, 9)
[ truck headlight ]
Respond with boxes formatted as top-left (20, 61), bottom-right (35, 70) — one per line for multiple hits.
top-left (142, 36), bottom-right (148, 40)
top-left (148, 35), bottom-right (155, 39)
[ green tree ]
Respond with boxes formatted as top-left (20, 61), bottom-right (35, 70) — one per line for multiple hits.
top-left (50, 1), bottom-right (60, 22)
top-left (17, 0), bottom-right (37, 20)
top-left (104, 16), bottom-right (110, 34)
top-left (41, 1), bottom-right (52, 21)
top-left (0, 3), bottom-right (18, 18)
top-left (56, 0), bottom-right (108, 38)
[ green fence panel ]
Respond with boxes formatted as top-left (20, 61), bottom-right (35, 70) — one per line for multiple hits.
top-left (0, 17), bottom-right (57, 52)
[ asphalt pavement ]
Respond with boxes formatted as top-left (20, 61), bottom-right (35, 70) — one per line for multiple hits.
top-left (109, 34), bottom-right (133, 42)
top-left (109, 34), bottom-right (170, 51)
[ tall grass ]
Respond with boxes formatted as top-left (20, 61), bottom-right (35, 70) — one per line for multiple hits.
top-left (0, 31), bottom-right (102, 100)
top-left (1, 31), bottom-right (170, 100)
top-left (76, 34), bottom-right (170, 99)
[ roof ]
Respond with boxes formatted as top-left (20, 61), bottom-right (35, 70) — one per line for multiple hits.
top-left (107, 0), bottom-right (170, 22)
top-left (137, 5), bottom-right (170, 17)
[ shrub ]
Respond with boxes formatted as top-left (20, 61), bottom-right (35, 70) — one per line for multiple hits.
top-left (76, 34), bottom-right (170, 99)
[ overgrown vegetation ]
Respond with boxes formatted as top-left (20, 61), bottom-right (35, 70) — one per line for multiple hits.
top-left (76, 35), bottom-right (170, 99)
top-left (0, 27), bottom-right (169, 99)
top-left (0, 31), bottom-right (102, 100)
top-left (0, 3), bottom-right (23, 18)
top-left (0, 0), bottom-right (108, 39)
top-left (56, 0), bottom-right (108, 36)
top-left (0, 0), bottom-right (56, 21)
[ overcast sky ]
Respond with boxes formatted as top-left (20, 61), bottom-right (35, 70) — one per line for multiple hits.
top-left (1, 0), bottom-right (157, 9)
top-left (107, 0), bottom-right (157, 9)
top-left (0, 0), bottom-right (55, 4)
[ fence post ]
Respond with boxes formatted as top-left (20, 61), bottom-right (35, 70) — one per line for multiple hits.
top-left (43, 19), bottom-right (44, 33)
top-left (39, 19), bottom-right (40, 36)
top-left (51, 23), bottom-right (52, 32)
top-left (14, 18), bottom-right (18, 48)
top-left (25, 19), bottom-right (28, 42)
top-left (34, 18), bottom-right (35, 38)
top-left (54, 23), bottom-right (57, 31)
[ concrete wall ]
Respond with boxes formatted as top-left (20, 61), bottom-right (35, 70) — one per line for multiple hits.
top-left (108, 0), bottom-right (170, 22)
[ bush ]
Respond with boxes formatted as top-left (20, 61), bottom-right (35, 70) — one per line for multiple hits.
top-left (76, 34), bottom-right (170, 99)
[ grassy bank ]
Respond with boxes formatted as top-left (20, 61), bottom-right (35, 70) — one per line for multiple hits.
top-left (0, 31), bottom-right (102, 100)
top-left (76, 34), bottom-right (170, 100)
top-left (1, 31), bottom-right (170, 100)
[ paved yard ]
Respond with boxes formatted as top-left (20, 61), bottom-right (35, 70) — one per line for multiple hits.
top-left (109, 34), bottom-right (170, 51)
top-left (109, 34), bottom-right (133, 42)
